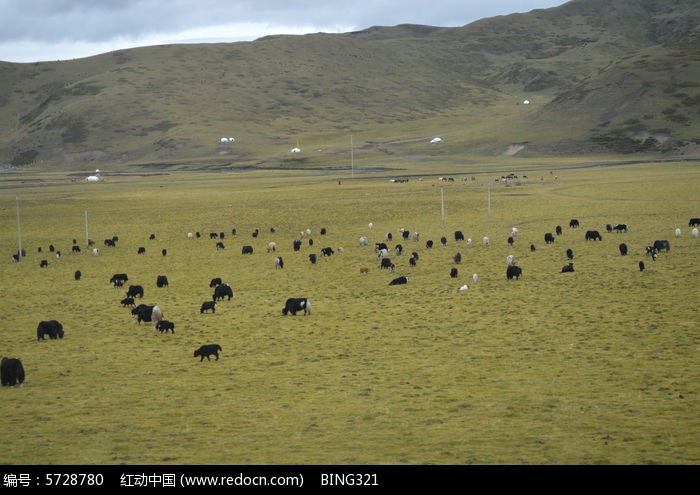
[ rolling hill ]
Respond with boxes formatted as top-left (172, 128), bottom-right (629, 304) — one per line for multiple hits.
top-left (0, 0), bottom-right (698, 172)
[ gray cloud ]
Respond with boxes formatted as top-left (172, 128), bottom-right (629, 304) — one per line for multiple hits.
top-left (0, 0), bottom-right (567, 62)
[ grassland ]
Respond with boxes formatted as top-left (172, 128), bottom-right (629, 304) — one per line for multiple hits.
top-left (0, 158), bottom-right (698, 465)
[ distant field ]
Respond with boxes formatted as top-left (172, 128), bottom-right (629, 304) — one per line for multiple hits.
top-left (0, 159), bottom-right (698, 465)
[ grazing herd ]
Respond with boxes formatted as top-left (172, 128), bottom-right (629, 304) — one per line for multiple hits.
top-left (4, 212), bottom-right (698, 389)
top-left (492, 216), bottom-right (694, 282)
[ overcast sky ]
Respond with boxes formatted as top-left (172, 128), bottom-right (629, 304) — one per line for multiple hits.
top-left (0, 0), bottom-right (568, 63)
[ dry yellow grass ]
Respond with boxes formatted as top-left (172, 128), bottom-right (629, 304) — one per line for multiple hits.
top-left (0, 160), bottom-right (698, 465)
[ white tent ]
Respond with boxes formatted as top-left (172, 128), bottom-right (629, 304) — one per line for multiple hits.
top-left (85, 169), bottom-right (102, 182)
top-left (430, 137), bottom-right (443, 144)
top-left (290, 147), bottom-right (301, 153)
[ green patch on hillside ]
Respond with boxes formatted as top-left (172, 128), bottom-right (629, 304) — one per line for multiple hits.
top-left (10, 149), bottom-right (38, 166)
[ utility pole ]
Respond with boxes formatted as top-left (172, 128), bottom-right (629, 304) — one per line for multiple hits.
top-left (16, 195), bottom-right (22, 262)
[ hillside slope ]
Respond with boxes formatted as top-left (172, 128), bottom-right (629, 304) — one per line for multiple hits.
top-left (0, 0), bottom-right (698, 171)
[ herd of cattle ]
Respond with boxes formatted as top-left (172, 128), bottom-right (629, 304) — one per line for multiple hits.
top-left (2, 214), bottom-right (699, 389)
